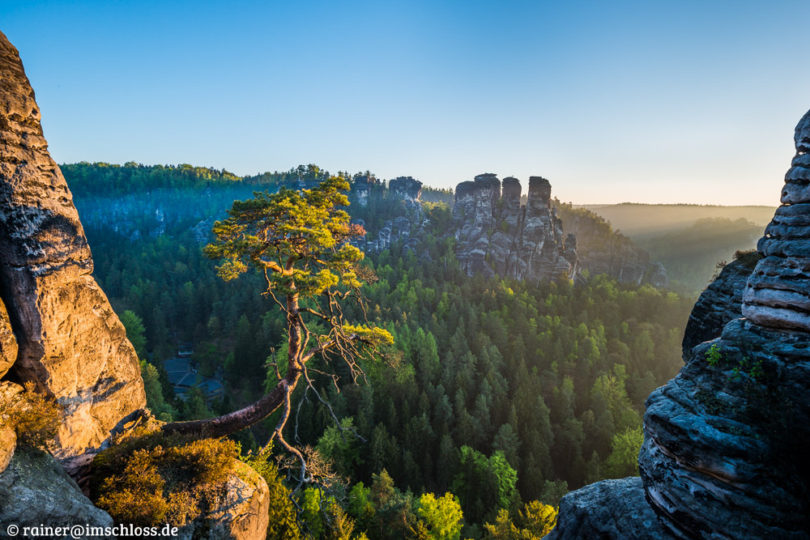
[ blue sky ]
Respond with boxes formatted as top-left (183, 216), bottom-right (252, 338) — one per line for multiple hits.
top-left (3, 0), bottom-right (809, 204)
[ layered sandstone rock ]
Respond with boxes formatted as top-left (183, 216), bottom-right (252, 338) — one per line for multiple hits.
top-left (550, 477), bottom-right (672, 539)
top-left (743, 111), bottom-right (810, 331)
top-left (454, 174), bottom-right (577, 282)
top-left (0, 30), bottom-right (145, 458)
top-left (551, 111), bottom-right (810, 539)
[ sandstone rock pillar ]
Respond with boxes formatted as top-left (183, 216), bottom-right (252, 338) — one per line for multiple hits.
top-left (0, 30), bottom-right (146, 458)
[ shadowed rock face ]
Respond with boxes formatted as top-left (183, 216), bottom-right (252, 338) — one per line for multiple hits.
top-left (0, 447), bottom-right (115, 534)
top-left (682, 251), bottom-right (762, 360)
top-left (550, 110), bottom-right (810, 539)
top-left (743, 111), bottom-right (810, 332)
top-left (388, 176), bottom-right (422, 202)
top-left (0, 299), bottom-right (16, 379)
top-left (0, 30), bottom-right (145, 458)
top-left (453, 174), bottom-right (576, 282)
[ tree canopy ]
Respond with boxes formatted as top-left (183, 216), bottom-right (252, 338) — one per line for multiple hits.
top-left (162, 177), bottom-right (392, 484)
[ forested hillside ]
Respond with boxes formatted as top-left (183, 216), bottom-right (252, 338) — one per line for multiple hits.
top-left (636, 217), bottom-right (764, 292)
top-left (67, 163), bottom-right (694, 537)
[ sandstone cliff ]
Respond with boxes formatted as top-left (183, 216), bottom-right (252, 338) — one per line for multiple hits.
top-left (0, 31), bottom-right (270, 539)
top-left (453, 174), bottom-right (577, 282)
top-left (357, 176), bottom-right (426, 253)
top-left (550, 111), bottom-right (810, 539)
top-left (0, 30), bottom-right (146, 458)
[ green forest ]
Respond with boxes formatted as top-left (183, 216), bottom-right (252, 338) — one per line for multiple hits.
top-left (68, 163), bottom-right (696, 539)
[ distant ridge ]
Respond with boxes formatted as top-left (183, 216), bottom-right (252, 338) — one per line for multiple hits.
top-left (578, 203), bottom-right (776, 238)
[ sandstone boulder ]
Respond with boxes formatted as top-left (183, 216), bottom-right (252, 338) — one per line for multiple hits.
top-left (0, 30), bottom-right (146, 459)
top-left (0, 447), bottom-right (114, 538)
top-left (0, 425), bottom-right (14, 475)
top-left (176, 460), bottom-right (270, 540)
top-left (547, 477), bottom-right (673, 540)
top-left (0, 298), bottom-right (16, 379)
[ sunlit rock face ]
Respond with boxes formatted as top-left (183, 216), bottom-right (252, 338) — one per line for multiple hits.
top-left (0, 30), bottom-right (146, 458)
top-left (550, 110), bottom-right (810, 539)
top-left (0, 381), bottom-right (22, 474)
top-left (453, 174), bottom-right (576, 282)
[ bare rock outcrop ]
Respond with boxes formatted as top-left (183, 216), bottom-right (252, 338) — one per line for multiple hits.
top-left (0, 447), bottom-right (115, 537)
top-left (388, 176), bottom-right (422, 203)
top-left (550, 110), bottom-right (810, 539)
top-left (743, 110), bottom-right (810, 331)
top-left (454, 174), bottom-right (577, 282)
top-left (0, 30), bottom-right (146, 458)
top-left (362, 176), bottom-right (426, 253)
top-left (549, 477), bottom-right (673, 539)
top-left (177, 461), bottom-right (270, 540)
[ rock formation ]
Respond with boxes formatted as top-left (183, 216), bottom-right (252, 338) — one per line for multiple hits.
top-left (552, 477), bottom-right (668, 538)
top-left (682, 250), bottom-right (761, 360)
top-left (388, 176), bottom-right (422, 203)
top-left (743, 111), bottom-right (810, 332)
top-left (351, 174), bottom-right (375, 207)
top-left (550, 111), bottom-right (810, 538)
top-left (176, 463), bottom-right (270, 540)
top-left (0, 30), bottom-right (146, 458)
top-left (360, 176), bottom-right (426, 253)
top-left (0, 447), bottom-right (115, 535)
top-left (453, 174), bottom-right (577, 282)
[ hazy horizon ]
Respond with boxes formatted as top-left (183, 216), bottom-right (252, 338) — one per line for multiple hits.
top-left (5, 0), bottom-right (810, 205)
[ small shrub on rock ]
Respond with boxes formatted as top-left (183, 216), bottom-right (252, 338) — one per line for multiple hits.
top-left (0, 382), bottom-right (61, 448)
top-left (91, 429), bottom-right (239, 527)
